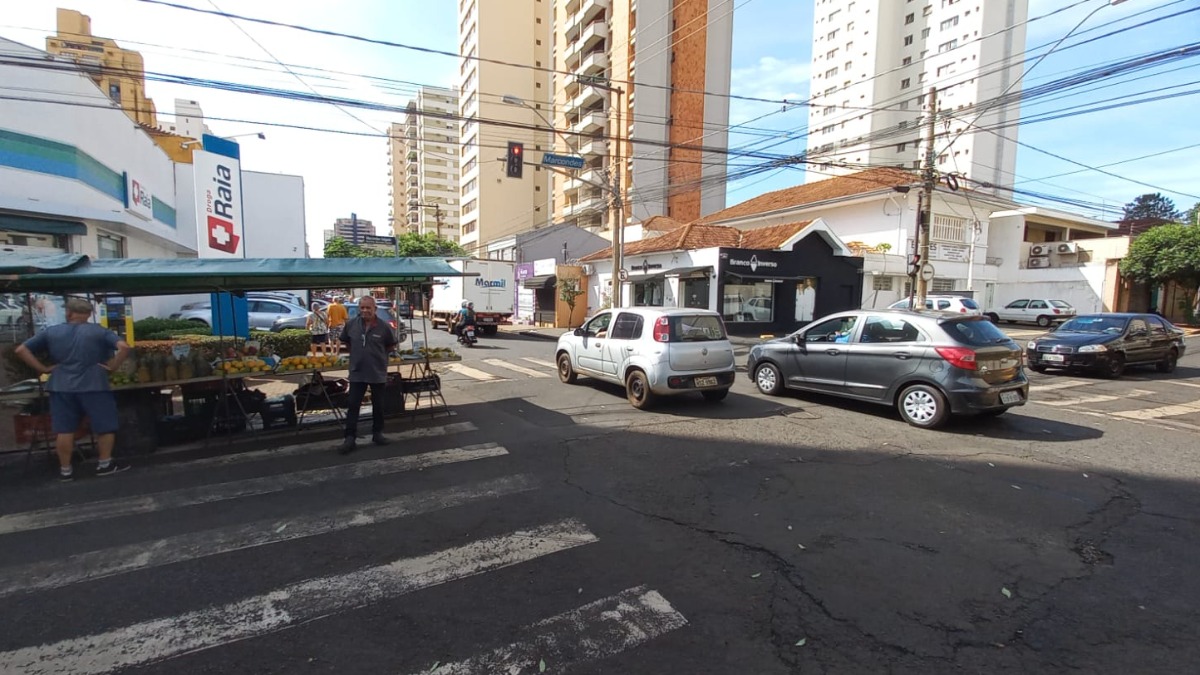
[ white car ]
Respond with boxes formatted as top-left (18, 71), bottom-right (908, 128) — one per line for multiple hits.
top-left (556, 308), bottom-right (736, 409)
top-left (985, 299), bottom-right (1076, 327)
top-left (887, 295), bottom-right (982, 316)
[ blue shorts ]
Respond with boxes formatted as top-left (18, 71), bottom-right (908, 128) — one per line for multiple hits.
top-left (48, 392), bottom-right (119, 435)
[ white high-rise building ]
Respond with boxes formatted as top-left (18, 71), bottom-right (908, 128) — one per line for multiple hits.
top-left (163, 98), bottom-right (211, 139)
top-left (388, 87), bottom-right (461, 242)
top-left (805, 0), bottom-right (1028, 192)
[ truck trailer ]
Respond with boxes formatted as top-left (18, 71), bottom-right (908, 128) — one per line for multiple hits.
top-left (428, 259), bottom-right (515, 336)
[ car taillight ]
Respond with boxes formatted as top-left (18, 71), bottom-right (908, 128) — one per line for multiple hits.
top-left (653, 316), bottom-right (670, 343)
top-left (960, 308), bottom-right (967, 313)
top-left (1053, 309), bottom-right (1061, 314)
top-left (935, 346), bottom-right (977, 371)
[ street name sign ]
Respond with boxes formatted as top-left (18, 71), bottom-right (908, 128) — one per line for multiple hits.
top-left (541, 153), bottom-right (586, 169)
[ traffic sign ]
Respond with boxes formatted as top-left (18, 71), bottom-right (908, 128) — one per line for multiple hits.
top-left (920, 262), bottom-right (936, 282)
top-left (361, 235), bottom-right (397, 246)
top-left (541, 152), bottom-right (586, 169)
top-left (618, 268), bottom-right (629, 282)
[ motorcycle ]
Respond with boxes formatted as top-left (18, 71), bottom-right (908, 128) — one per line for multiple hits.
top-left (458, 323), bottom-right (478, 347)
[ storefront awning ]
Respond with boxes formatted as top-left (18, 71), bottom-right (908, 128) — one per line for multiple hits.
top-left (0, 255), bottom-right (471, 296)
top-left (522, 275), bottom-right (556, 289)
top-left (0, 214), bottom-right (87, 236)
top-left (726, 271), bottom-right (807, 282)
top-left (665, 266), bottom-right (713, 279)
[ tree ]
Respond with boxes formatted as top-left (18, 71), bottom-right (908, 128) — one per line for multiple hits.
top-left (1122, 193), bottom-right (1183, 223)
top-left (1120, 223), bottom-right (1200, 323)
top-left (1184, 201), bottom-right (1200, 227)
top-left (394, 232), bottom-right (467, 257)
top-left (323, 236), bottom-right (368, 259)
top-left (558, 276), bottom-right (586, 327)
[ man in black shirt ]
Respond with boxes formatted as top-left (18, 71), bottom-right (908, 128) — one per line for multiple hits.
top-left (339, 296), bottom-right (397, 454)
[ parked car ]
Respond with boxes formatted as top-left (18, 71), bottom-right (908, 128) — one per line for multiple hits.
top-left (1025, 313), bottom-right (1186, 378)
top-left (887, 295), bottom-right (982, 316)
top-left (985, 299), bottom-right (1076, 327)
top-left (747, 309), bottom-right (1029, 428)
top-left (556, 308), bottom-right (736, 409)
top-left (171, 298), bottom-right (311, 332)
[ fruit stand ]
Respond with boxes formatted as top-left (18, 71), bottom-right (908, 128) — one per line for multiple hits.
top-left (0, 252), bottom-right (475, 460)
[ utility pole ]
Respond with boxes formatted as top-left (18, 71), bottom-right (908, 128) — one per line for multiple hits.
top-left (914, 86), bottom-right (938, 306)
top-left (609, 85), bottom-right (625, 308)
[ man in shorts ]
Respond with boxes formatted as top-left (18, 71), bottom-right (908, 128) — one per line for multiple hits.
top-left (15, 297), bottom-right (132, 481)
top-left (326, 296), bottom-right (348, 346)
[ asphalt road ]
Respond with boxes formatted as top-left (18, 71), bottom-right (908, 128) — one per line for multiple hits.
top-left (1, 323), bottom-right (1199, 674)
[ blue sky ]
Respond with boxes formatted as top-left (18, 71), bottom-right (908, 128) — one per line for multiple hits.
top-left (2, 0), bottom-right (1197, 255)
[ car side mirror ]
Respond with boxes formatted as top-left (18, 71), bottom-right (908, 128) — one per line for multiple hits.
top-left (794, 334), bottom-right (807, 351)
top-left (573, 327), bottom-right (585, 337)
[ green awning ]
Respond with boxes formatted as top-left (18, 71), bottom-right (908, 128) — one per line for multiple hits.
top-left (0, 214), bottom-right (87, 236)
top-left (0, 251), bottom-right (88, 275)
top-left (0, 255), bottom-right (471, 296)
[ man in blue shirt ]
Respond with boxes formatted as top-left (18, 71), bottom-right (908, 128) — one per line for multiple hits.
top-left (15, 297), bottom-right (132, 481)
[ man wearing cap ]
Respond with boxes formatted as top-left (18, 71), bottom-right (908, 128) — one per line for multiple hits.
top-left (15, 297), bottom-right (132, 481)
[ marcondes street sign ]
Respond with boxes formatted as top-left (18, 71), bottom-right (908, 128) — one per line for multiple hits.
top-left (540, 153), bottom-right (586, 169)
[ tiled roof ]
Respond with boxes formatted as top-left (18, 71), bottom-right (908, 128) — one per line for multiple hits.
top-left (701, 167), bottom-right (919, 224)
top-left (580, 220), bottom-right (814, 262)
top-left (639, 215), bottom-right (685, 232)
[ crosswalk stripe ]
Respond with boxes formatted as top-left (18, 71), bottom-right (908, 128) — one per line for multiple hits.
top-left (483, 358), bottom-right (551, 378)
top-left (1166, 381), bottom-right (1200, 389)
top-left (0, 444), bottom-right (508, 537)
top-left (1113, 399), bottom-right (1200, 420)
top-left (1029, 380), bottom-right (1091, 393)
top-left (521, 357), bottom-right (557, 369)
top-left (441, 363), bottom-right (503, 381)
top-left (0, 519), bottom-right (598, 675)
top-left (160, 422), bottom-right (478, 473)
top-left (423, 586), bottom-right (687, 675)
top-left (1034, 390), bottom-right (1155, 407)
top-left (0, 474), bottom-right (539, 599)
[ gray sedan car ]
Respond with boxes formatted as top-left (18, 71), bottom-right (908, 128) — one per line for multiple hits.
top-left (746, 309), bottom-right (1029, 428)
top-left (171, 298), bottom-right (311, 332)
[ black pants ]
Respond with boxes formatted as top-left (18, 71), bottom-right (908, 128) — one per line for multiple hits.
top-left (344, 381), bottom-right (385, 438)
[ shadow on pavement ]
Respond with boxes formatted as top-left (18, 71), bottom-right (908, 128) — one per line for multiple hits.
top-left (572, 380), bottom-right (791, 420)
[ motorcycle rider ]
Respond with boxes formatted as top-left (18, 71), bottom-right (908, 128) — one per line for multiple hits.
top-left (457, 302), bottom-right (477, 343)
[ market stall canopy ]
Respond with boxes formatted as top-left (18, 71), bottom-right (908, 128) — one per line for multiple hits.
top-left (0, 255), bottom-right (471, 296)
top-left (0, 214), bottom-right (88, 237)
top-left (0, 251), bottom-right (89, 275)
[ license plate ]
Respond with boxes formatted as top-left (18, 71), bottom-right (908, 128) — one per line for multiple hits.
top-left (1042, 353), bottom-right (1064, 363)
top-left (1000, 390), bottom-right (1023, 404)
top-left (694, 376), bottom-right (718, 387)
top-left (480, 317), bottom-right (495, 323)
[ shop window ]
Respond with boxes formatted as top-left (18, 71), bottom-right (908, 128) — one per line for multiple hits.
top-left (723, 280), bottom-right (775, 323)
top-left (97, 232), bottom-right (125, 259)
top-left (930, 278), bottom-right (957, 293)
top-left (681, 277), bottom-right (711, 309)
top-left (632, 280), bottom-right (665, 307)
top-left (610, 312), bottom-right (644, 340)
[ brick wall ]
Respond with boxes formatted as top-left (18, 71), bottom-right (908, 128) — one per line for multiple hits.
top-left (667, 0), bottom-right (709, 223)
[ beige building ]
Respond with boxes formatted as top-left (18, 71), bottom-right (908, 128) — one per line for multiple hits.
top-left (388, 87), bottom-right (461, 241)
top-left (551, 0), bottom-right (734, 232)
top-left (45, 8), bottom-right (158, 128)
top-left (456, 0), bottom-right (552, 255)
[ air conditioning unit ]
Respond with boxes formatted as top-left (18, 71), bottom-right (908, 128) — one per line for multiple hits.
top-left (1056, 241), bottom-right (1078, 254)
top-left (1028, 256), bottom-right (1051, 268)
top-left (581, 263), bottom-right (595, 275)
top-left (1029, 244), bottom-right (1050, 256)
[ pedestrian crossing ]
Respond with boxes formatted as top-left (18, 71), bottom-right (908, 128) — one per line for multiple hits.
top-left (439, 357), bottom-right (556, 384)
top-left (1027, 374), bottom-right (1200, 431)
top-left (0, 421), bottom-right (686, 674)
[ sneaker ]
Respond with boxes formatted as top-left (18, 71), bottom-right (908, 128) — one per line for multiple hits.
top-left (58, 470), bottom-right (74, 483)
top-left (339, 436), bottom-right (357, 455)
top-left (372, 433), bottom-right (390, 446)
top-left (94, 462), bottom-right (130, 477)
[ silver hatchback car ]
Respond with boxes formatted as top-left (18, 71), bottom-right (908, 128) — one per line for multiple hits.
top-left (556, 308), bottom-right (737, 409)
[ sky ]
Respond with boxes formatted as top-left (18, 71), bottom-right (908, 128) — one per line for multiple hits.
top-left (2, 0), bottom-right (1197, 258)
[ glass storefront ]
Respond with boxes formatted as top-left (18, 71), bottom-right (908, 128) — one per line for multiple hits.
top-left (680, 277), bottom-right (710, 309)
top-left (632, 278), bottom-right (665, 307)
top-left (723, 279), bottom-right (776, 323)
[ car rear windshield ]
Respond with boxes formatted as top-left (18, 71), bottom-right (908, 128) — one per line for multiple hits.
top-left (669, 315), bottom-right (727, 342)
top-left (942, 319), bottom-right (1012, 346)
top-left (1050, 300), bottom-right (1073, 309)
top-left (960, 298), bottom-right (979, 309)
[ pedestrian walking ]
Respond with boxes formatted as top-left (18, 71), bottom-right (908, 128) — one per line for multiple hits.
top-left (326, 296), bottom-right (348, 347)
top-left (14, 297), bottom-right (132, 481)
top-left (307, 302), bottom-right (331, 356)
top-left (338, 296), bottom-right (397, 454)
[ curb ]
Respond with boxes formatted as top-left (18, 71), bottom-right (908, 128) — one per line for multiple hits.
top-left (517, 331), bottom-right (561, 341)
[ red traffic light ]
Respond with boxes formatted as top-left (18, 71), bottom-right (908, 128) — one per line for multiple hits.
top-left (513, 145), bottom-right (522, 155)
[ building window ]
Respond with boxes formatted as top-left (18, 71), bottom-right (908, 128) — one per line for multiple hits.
top-left (904, 35), bottom-right (913, 46)
top-left (97, 232), bottom-right (125, 259)
top-left (921, 27), bottom-right (931, 38)
top-left (941, 16), bottom-right (959, 30)
top-left (937, 63), bottom-right (955, 77)
top-left (825, 67), bottom-right (839, 78)
top-left (923, 4), bottom-right (933, 16)
top-left (723, 280), bottom-right (776, 323)
top-left (108, 83), bottom-right (120, 103)
top-left (632, 280), bottom-right (665, 307)
top-left (897, 142), bottom-right (907, 152)
top-left (463, 156), bottom-right (477, 173)
top-left (905, 13), bottom-right (915, 24)
top-left (461, 220), bottom-right (477, 236)
top-left (872, 275), bottom-right (894, 291)
top-left (902, 56), bottom-right (912, 65)
top-left (900, 77), bottom-right (911, 89)
top-left (931, 278), bottom-right (957, 293)
top-left (461, 177), bottom-right (477, 195)
top-left (939, 40), bottom-right (957, 53)
top-left (932, 214), bottom-right (967, 242)
top-left (462, 199), bottom-right (477, 215)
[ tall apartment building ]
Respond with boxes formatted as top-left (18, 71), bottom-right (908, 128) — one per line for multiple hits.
top-left (45, 8), bottom-right (158, 128)
top-left (551, 0), bottom-right (734, 231)
top-left (456, 0), bottom-right (552, 255)
top-left (805, 0), bottom-right (1028, 191)
top-left (387, 87), bottom-right (461, 242)
top-left (162, 98), bottom-right (212, 139)
top-left (327, 217), bottom-right (376, 245)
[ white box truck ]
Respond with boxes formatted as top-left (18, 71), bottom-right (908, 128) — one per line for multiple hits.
top-left (429, 259), bottom-right (515, 336)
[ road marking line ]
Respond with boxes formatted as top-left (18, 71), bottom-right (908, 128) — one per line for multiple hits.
top-left (0, 520), bottom-right (597, 675)
top-left (422, 586), bottom-right (687, 675)
top-left (1165, 381), bottom-right (1200, 389)
top-left (1113, 399), bottom-right (1200, 420)
top-left (160, 422), bottom-right (478, 473)
top-left (1028, 380), bottom-right (1092, 393)
top-left (521, 357), bottom-right (557, 369)
top-left (1034, 390), bottom-right (1155, 407)
top-left (441, 363), bottom-right (503, 381)
top-left (484, 358), bottom-right (551, 378)
top-left (0, 444), bottom-right (508, 537)
top-left (0, 474), bottom-right (539, 598)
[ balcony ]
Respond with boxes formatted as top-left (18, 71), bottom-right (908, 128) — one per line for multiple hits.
top-left (565, 21), bottom-right (609, 68)
top-left (564, 193), bottom-right (606, 218)
top-left (572, 110), bottom-right (606, 136)
top-left (579, 50), bottom-right (609, 77)
top-left (577, 136), bottom-right (602, 158)
top-left (565, 0), bottom-right (612, 40)
top-left (568, 85), bottom-right (605, 116)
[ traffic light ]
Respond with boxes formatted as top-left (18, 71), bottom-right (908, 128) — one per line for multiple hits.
top-left (506, 142), bottom-right (524, 179)
top-left (907, 254), bottom-right (921, 277)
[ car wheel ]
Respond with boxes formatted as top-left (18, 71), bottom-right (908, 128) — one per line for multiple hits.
top-left (556, 352), bottom-right (577, 384)
top-left (701, 388), bottom-right (729, 402)
top-left (1101, 352), bottom-right (1126, 379)
top-left (897, 384), bottom-right (949, 429)
top-left (754, 363), bottom-right (784, 396)
top-left (1156, 349), bottom-right (1178, 373)
top-left (985, 312), bottom-right (999, 323)
top-left (626, 370), bottom-right (656, 410)
top-left (1037, 315), bottom-right (1052, 328)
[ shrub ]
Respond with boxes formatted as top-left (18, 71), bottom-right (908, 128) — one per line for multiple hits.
top-left (134, 317), bottom-right (211, 337)
top-left (252, 329), bottom-right (312, 358)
